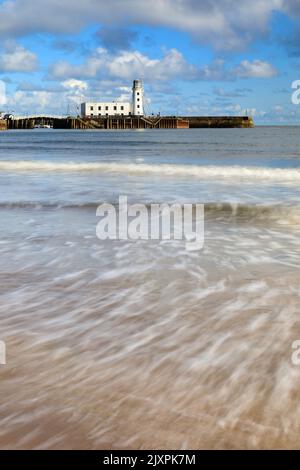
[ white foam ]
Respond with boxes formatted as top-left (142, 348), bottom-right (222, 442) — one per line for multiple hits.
top-left (1, 160), bottom-right (300, 183)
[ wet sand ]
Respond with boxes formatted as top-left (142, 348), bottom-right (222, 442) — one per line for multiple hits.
top-left (1, 210), bottom-right (300, 449)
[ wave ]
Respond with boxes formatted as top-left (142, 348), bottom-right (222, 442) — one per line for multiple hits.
top-left (1, 160), bottom-right (300, 183)
top-left (2, 201), bottom-right (300, 225)
top-left (204, 202), bottom-right (300, 225)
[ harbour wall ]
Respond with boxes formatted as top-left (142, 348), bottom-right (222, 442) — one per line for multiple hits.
top-left (184, 116), bottom-right (254, 128)
top-left (53, 116), bottom-right (189, 129)
top-left (4, 115), bottom-right (254, 130)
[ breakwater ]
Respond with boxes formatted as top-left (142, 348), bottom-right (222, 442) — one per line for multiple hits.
top-left (4, 115), bottom-right (254, 130)
top-left (54, 115), bottom-right (253, 129)
top-left (185, 116), bottom-right (254, 128)
top-left (53, 116), bottom-right (189, 129)
top-left (5, 115), bottom-right (189, 130)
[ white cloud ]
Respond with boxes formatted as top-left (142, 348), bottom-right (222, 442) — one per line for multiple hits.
top-left (214, 87), bottom-right (252, 97)
top-left (0, 0), bottom-right (287, 50)
top-left (62, 79), bottom-right (88, 90)
top-left (196, 59), bottom-right (228, 81)
top-left (50, 48), bottom-right (198, 82)
top-left (0, 43), bottom-right (38, 72)
top-left (9, 90), bottom-right (52, 110)
top-left (234, 60), bottom-right (278, 78)
top-left (49, 48), bottom-right (278, 83)
top-left (6, 78), bottom-right (90, 114)
top-left (7, 85), bottom-right (85, 115)
top-left (224, 104), bottom-right (266, 117)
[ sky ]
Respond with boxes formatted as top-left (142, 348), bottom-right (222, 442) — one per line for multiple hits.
top-left (0, 0), bottom-right (300, 123)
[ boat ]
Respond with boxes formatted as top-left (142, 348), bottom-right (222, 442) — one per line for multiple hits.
top-left (34, 124), bottom-right (52, 129)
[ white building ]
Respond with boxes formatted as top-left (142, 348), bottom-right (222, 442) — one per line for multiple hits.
top-left (81, 101), bottom-right (132, 118)
top-left (81, 80), bottom-right (144, 118)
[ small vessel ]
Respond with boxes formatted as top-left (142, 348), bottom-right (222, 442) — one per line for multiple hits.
top-left (34, 124), bottom-right (52, 129)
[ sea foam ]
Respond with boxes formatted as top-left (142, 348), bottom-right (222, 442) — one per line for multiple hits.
top-left (1, 160), bottom-right (300, 184)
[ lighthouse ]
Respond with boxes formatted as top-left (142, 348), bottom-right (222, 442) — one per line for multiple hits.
top-left (132, 80), bottom-right (144, 116)
top-left (81, 79), bottom-right (145, 118)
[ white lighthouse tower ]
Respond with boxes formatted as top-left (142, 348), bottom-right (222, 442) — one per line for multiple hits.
top-left (132, 80), bottom-right (144, 116)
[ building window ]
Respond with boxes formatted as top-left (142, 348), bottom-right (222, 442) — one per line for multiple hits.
top-left (98, 106), bottom-right (101, 111)
top-left (106, 113), bottom-right (108, 116)
top-left (121, 106), bottom-right (124, 111)
top-left (137, 105), bottom-right (140, 109)
top-left (98, 113), bottom-right (101, 116)
top-left (137, 98), bottom-right (140, 102)
top-left (114, 106), bottom-right (117, 111)
top-left (91, 113), bottom-right (94, 116)
top-left (137, 92), bottom-right (140, 96)
top-left (105, 106), bottom-right (108, 111)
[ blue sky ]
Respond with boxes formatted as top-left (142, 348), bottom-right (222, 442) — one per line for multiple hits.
top-left (0, 0), bottom-right (300, 123)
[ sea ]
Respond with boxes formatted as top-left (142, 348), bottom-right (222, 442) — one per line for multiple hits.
top-left (1, 127), bottom-right (300, 449)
